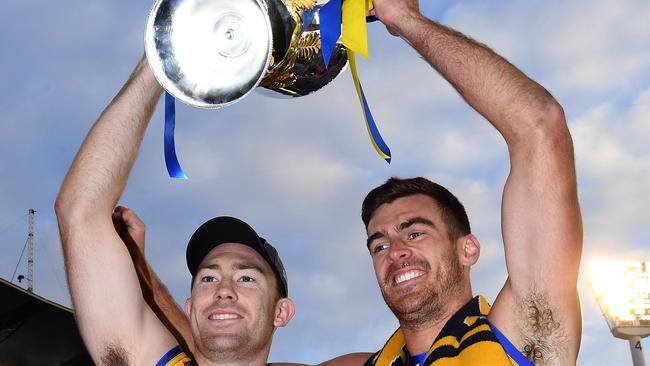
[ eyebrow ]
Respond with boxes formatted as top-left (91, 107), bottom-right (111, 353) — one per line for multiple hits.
top-left (366, 231), bottom-right (385, 248)
top-left (398, 217), bottom-right (435, 231)
top-left (197, 262), bottom-right (267, 274)
top-left (234, 262), bottom-right (266, 274)
top-left (366, 217), bottom-right (436, 248)
top-left (198, 263), bottom-right (220, 272)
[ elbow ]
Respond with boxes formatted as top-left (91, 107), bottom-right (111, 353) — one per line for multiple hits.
top-left (540, 99), bottom-right (568, 136)
top-left (54, 184), bottom-right (79, 221)
top-left (54, 187), bottom-right (95, 229)
top-left (54, 189), bottom-right (108, 252)
top-left (54, 190), bottom-right (78, 232)
top-left (538, 100), bottom-right (573, 153)
top-left (54, 191), bottom-right (70, 223)
top-left (516, 98), bottom-right (573, 154)
top-left (54, 191), bottom-right (76, 251)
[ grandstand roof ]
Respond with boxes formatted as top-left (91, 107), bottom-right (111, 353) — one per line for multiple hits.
top-left (0, 278), bottom-right (91, 365)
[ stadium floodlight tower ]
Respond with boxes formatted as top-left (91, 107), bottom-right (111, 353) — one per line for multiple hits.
top-left (591, 261), bottom-right (650, 366)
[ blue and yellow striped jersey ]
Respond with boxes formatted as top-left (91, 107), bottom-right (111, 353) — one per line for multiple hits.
top-left (155, 346), bottom-right (194, 366)
top-left (363, 296), bottom-right (534, 366)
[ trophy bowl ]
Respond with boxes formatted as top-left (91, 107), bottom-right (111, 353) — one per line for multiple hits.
top-left (145, 0), bottom-right (348, 108)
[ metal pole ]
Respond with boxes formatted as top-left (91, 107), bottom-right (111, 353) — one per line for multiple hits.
top-left (629, 336), bottom-right (646, 366)
top-left (27, 208), bottom-right (35, 292)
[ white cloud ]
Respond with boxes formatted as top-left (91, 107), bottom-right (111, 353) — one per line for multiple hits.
top-left (572, 89), bottom-right (650, 257)
top-left (444, 0), bottom-right (650, 97)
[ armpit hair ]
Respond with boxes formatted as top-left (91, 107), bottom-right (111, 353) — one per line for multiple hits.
top-left (100, 344), bottom-right (130, 366)
top-left (517, 289), bottom-right (566, 365)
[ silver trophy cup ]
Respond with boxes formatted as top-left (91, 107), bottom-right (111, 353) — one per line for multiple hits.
top-left (145, 0), bottom-right (348, 108)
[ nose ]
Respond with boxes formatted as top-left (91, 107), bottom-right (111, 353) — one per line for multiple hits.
top-left (214, 279), bottom-right (237, 302)
top-left (388, 237), bottom-right (412, 262)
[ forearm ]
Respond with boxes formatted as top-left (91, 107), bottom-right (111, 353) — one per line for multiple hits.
top-left (55, 56), bottom-right (162, 222)
top-left (137, 259), bottom-right (194, 354)
top-left (392, 15), bottom-right (563, 144)
top-left (119, 225), bottom-right (194, 354)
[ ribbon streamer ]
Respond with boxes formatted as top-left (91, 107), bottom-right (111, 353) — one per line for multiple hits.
top-left (318, 0), bottom-right (391, 162)
top-left (319, 0), bottom-right (342, 67)
top-left (347, 48), bottom-right (391, 163)
top-left (164, 92), bottom-right (188, 179)
top-left (302, 8), bottom-right (317, 29)
top-left (341, 0), bottom-right (370, 59)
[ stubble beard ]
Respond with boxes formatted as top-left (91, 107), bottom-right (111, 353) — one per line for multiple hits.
top-left (200, 332), bottom-right (247, 357)
top-left (194, 322), bottom-right (248, 363)
top-left (194, 305), bottom-right (275, 364)
top-left (380, 251), bottom-right (464, 331)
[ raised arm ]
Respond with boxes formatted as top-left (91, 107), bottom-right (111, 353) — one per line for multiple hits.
top-left (55, 56), bottom-right (177, 365)
top-left (373, 1), bottom-right (582, 364)
top-left (112, 205), bottom-right (195, 355)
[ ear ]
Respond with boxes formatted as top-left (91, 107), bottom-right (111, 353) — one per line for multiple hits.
top-left (273, 297), bottom-right (296, 328)
top-left (459, 234), bottom-right (480, 267)
top-left (184, 297), bottom-right (192, 318)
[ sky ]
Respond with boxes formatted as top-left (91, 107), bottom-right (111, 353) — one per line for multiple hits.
top-left (1, 0), bottom-right (649, 364)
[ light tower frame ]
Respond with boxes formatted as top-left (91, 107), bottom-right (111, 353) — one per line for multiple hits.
top-left (591, 261), bottom-right (650, 366)
top-left (26, 208), bottom-right (35, 292)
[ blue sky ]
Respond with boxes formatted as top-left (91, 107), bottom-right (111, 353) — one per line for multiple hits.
top-left (1, 0), bottom-right (649, 364)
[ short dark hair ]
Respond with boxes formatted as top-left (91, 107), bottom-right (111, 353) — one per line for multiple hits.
top-left (361, 177), bottom-right (471, 241)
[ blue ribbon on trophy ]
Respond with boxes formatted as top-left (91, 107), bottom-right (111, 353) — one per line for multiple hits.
top-left (148, 0), bottom-right (391, 179)
top-left (164, 92), bottom-right (188, 179)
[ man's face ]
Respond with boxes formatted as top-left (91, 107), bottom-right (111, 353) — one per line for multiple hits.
top-left (186, 243), bottom-right (279, 360)
top-left (366, 194), bottom-right (464, 326)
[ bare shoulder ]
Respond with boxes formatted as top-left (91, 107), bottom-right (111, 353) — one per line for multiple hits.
top-left (489, 280), bottom-right (581, 366)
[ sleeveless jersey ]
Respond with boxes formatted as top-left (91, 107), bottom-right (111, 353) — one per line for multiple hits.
top-left (363, 296), bottom-right (533, 366)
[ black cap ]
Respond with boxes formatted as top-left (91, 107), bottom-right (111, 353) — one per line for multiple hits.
top-left (186, 216), bottom-right (288, 297)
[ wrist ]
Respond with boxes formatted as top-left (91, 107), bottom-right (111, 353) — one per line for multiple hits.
top-left (386, 11), bottom-right (429, 38)
top-left (129, 55), bottom-right (163, 95)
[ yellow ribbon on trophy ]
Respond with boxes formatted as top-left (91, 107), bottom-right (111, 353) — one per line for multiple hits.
top-left (341, 0), bottom-right (372, 59)
top-left (342, 0), bottom-right (392, 162)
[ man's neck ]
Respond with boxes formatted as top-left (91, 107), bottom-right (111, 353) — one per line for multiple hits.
top-left (193, 347), bottom-right (271, 366)
top-left (401, 294), bottom-right (472, 355)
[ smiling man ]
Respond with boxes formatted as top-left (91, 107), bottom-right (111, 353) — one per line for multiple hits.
top-left (180, 216), bottom-right (294, 365)
top-left (355, 0), bottom-right (583, 363)
top-left (54, 56), bottom-right (299, 366)
top-left (54, 50), bottom-right (372, 366)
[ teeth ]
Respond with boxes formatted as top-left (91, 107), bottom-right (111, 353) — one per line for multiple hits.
top-left (210, 313), bottom-right (240, 320)
top-left (395, 270), bottom-right (424, 284)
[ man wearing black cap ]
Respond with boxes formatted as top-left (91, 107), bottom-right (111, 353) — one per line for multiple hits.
top-left (55, 57), bottom-right (299, 366)
top-left (181, 216), bottom-right (294, 365)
